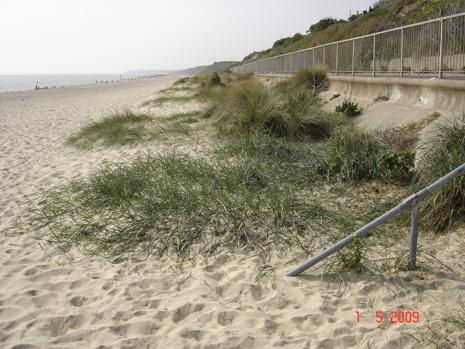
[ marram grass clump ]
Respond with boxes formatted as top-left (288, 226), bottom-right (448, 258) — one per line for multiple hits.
top-left (67, 110), bottom-right (200, 149)
top-left (212, 78), bottom-right (333, 139)
top-left (29, 134), bottom-right (399, 261)
top-left (66, 111), bottom-right (153, 149)
top-left (416, 118), bottom-right (465, 232)
top-left (291, 67), bottom-right (329, 94)
top-left (31, 153), bottom-right (307, 259)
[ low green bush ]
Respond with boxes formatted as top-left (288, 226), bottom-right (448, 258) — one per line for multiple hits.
top-left (335, 100), bottom-right (363, 117)
top-left (319, 125), bottom-right (415, 182)
top-left (209, 72), bottom-right (224, 87)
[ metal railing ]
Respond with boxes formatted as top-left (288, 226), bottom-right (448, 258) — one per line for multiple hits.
top-left (287, 163), bottom-right (465, 276)
top-left (233, 13), bottom-right (465, 79)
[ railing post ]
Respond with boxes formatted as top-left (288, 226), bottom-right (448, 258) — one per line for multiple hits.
top-left (312, 48), bottom-right (315, 68)
top-left (400, 26), bottom-right (404, 77)
top-left (352, 40), bottom-right (355, 76)
top-left (439, 16), bottom-right (445, 79)
top-left (287, 162), bottom-right (465, 276)
top-left (336, 43), bottom-right (339, 75)
top-left (373, 35), bottom-right (376, 77)
top-left (408, 202), bottom-right (420, 270)
top-left (323, 45), bottom-right (326, 68)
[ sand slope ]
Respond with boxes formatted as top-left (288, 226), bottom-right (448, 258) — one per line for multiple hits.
top-left (1, 77), bottom-right (464, 348)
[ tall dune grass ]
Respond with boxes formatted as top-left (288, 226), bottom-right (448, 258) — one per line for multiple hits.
top-left (416, 118), bottom-right (465, 232)
top-left (212, 76), bottom-right (333, 139)
top-left (67, 111), bottom-right (153, 149)
top-left (67, 110), bottom-right (201, 149)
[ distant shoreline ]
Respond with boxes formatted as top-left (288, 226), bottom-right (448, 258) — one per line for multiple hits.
top-left (0, 73), bottom-right (169, 94)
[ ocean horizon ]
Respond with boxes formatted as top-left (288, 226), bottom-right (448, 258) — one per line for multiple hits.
top-left (0, 74), bottom-right (140, 93)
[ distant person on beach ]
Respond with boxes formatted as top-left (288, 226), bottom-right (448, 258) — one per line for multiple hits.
top-left (35, 81), bottom-right (39, 90)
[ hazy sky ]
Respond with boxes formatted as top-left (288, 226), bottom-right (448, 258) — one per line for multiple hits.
top-left (0, 0), bottom-right (375, 74)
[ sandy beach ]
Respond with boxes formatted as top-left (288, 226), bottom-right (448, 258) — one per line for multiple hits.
top-left (1, 76), bottom-right (464, 349)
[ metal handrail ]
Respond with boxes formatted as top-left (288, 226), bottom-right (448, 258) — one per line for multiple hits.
top-left (287, 163), bottom-right (465, 276)
top-left (233, 12), bottom-right (465, 79)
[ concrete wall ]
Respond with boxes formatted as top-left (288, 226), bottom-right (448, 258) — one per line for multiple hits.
top-left (327, 75), bottom-right (465, 113)
top-left (256, 73), bottom-right (465, 163)
top-left (258, 73), bottom-right (465, 123)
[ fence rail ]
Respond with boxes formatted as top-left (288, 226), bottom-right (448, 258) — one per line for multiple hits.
top-left (233, 12), bottom-right (465, 79)
top-left (287, 163), bottom-right (465, 276)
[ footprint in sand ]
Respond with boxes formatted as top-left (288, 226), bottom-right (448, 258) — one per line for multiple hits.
top-left (217, 311), bottom-right (237, 326)
top-left (171, 303), bottom-right (205, 323)
top-left (69, 296), bottom-right (87, 307)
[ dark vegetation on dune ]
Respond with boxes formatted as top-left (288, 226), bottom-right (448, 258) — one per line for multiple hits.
top-left (243, 0), bottom-right (465, 62)
top-left (28, 69), bottom-right (465, 275)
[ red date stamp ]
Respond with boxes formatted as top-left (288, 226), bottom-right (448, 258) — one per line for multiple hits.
top-left (356, 310), bottom-right (420, 324)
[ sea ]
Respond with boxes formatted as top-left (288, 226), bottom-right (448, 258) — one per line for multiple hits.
top-left (0, 74), bottom-right (127, 93)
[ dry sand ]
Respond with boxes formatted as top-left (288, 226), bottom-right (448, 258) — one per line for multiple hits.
top-left (1, 76), bottom-right (464, 348)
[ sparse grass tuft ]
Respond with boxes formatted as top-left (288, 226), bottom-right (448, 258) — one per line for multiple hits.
top-left (374, 95), bottom-right (390, 102)
top-left (66, 111), bottom-right (153, 149)
top-left (67, 110), bottom-right (201, 149)
top-left (143, 95), bottom-right (197, 107)
top-left (291, 67), bottom-right (329, 94)
top-left (334, 233), bottom-right (366, 272)
top-left (173, 77), bottom-right (189, 86)
top-left (416, 117), bottom-right (465, 232)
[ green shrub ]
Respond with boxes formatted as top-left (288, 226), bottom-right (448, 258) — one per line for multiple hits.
top-left (320, 125), bottom-right (415, 182)
top-left (209, 72), bottom-right (224, 87)
top-left (273, 37), bottom-right (291, 48)
top-left (416, 118), bottom-right (465, 232)
top-left (308, 17), bottom-right (347, 33)
top-left (335, 100), bottom-right (363, 117)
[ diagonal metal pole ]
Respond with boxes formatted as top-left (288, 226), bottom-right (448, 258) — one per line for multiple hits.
top-left (287, 162), bottom-right (465, 277)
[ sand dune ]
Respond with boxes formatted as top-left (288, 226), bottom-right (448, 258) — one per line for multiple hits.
top-left (1, 77), bottom-right (464, 348)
